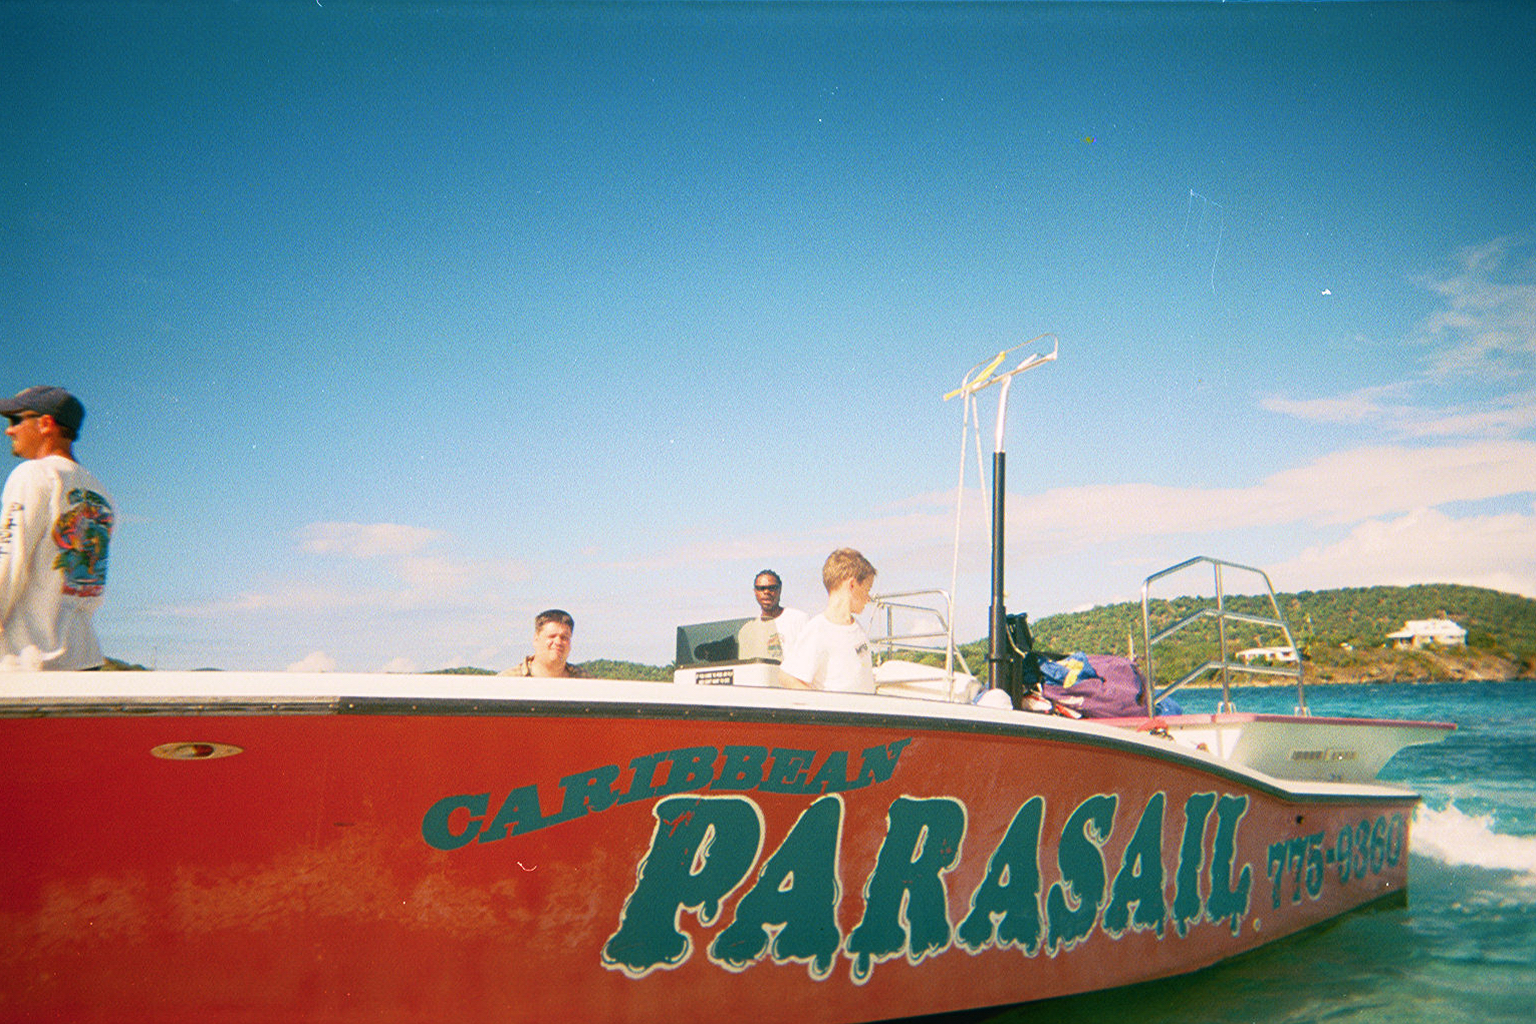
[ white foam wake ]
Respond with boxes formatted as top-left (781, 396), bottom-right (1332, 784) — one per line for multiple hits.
top-left (1413, 803), bottom-right (1536, 885)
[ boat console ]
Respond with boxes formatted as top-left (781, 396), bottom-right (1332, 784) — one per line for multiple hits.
top-left (671, 591), bottom-right (982, 700)
top-left (671, 616), bottom-right (782, 686)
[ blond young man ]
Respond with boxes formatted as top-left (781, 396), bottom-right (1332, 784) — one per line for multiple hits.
top-left (779, 548), bottom-right (877, 693)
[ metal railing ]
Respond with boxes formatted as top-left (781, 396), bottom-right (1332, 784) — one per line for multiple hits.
top-left (1141, 556), bottom-right (1308, 716)
top-left (868, 589), bottom-right (976, 700)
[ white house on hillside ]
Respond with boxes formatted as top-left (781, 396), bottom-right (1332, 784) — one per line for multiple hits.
top-left (1236, 646), bottom-right (1298, 664)
top-left (1387, 618), bottom-right (1467, 649)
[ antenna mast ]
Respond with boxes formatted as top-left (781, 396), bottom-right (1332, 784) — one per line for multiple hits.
top-left (945, 337), bottom-right (1058, 699)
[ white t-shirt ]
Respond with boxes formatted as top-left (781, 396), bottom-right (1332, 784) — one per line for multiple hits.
top-left (779, 612), bottom-right (875, 694)
top-left (737, 606), bottom-right (809, 661)
top-left (0, 455), bottom-right (114, 671)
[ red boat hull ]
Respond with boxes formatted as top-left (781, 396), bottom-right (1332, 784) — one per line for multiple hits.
top-left (1, 698), bottom-right (1417, 1023)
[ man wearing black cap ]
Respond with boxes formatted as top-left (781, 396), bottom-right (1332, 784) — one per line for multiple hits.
top-left (1, 386), bottom-right (114, 670)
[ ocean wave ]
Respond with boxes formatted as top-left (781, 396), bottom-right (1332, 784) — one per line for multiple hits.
top-left (1413, 803), bottom-right (1536, 886)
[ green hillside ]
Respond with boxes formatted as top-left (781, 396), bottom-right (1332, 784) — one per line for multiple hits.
top-left (999, 583), bottom-right (1536, 685)
top-left (1024, 583), bottom-right (1533, 653)
top-left (431, 660), bottom-right (671, 680)
top-left (570, 659), bottom-right (673, 681)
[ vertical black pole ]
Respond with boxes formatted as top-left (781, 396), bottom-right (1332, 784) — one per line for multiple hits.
top-left (987, 449), bottom-right (1007, 693)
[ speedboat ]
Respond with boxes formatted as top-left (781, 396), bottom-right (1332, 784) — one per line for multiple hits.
top-left (0, 343), bottom-right (1451, 1023)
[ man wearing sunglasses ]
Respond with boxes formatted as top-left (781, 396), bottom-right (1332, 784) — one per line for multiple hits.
top-left (1, 386), bottom-right (115, 671)
top-left (736, 569), bottom-right (808, 663)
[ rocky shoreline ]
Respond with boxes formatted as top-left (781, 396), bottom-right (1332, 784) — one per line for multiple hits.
top-left (1208, 648), bottom-right (1534, 686)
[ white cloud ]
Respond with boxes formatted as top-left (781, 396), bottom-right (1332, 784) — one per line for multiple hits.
top-left (601, 442), bottom-right (1536, 588)
top-left (393, 555), bottom-right (476, 594)
top-left (286, 650), bottom-right (337, 673)
top-left (380, 656), bottom-right (418, 673)
top-left (158, 528), bottom-right (533, 623)
top-left (298, 522), bottom-right (444, 559)
top-left (1266, 237), bottom-right (1536, 441)
top-left (979, 441), bottom-right (1536, 555)
top-left (1403, 393), bottom-right (1536, 439)
top-left (1264, 385), bottom-right (1536, 441)
top-left (159, 584), bottom-right (389, 618)
top-left (1260, 442), bottom-right (1536, 525)
top-left (1260, 384), bottom-right (1413, 426)
top-left (1415, 237), bottom-right (1536, 381)
top-left (1272, 503), bottom-right (1536, 599)
top-left (605, 529), bottom-right (843, 573)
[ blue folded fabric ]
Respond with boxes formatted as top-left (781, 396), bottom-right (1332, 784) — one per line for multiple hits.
top-left (1038, 653), bottom-right (1100, 687)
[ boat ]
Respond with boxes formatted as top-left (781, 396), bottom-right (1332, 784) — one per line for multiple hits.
top-left (0, 343), bottom-right (1454, 1023)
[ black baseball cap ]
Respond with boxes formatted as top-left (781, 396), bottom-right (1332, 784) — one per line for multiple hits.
top-left (0, 386), bottom-right (86, 435)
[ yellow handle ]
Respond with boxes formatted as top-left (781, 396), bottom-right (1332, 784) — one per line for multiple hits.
top-left (943, 350), bottom-right (1007, 400)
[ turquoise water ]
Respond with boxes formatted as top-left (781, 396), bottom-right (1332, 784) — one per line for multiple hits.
top-left (973, 680), bottom-right (1536, 1024)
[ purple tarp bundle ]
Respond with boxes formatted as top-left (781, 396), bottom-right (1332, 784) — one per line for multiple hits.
top-left (1040, 654), bottom-right (1149, 718)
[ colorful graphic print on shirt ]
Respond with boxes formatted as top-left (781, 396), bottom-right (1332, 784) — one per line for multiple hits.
top-left (51, 488), bottom-right (113, 597)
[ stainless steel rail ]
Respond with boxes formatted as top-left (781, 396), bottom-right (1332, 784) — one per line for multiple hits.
top-left (868, 589), bottom-right (976, 697)
top-left (1140, 556), bottom-right (1307, 716)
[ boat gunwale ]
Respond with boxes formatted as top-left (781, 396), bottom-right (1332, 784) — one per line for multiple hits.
top-left (1097, 711), bottom-right (1458, 732)
top-left (1, 685), bottom-right (1426, 807)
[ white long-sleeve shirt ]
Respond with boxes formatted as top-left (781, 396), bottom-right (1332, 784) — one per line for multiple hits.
top-left (0, 455), bottom-right (114, 670)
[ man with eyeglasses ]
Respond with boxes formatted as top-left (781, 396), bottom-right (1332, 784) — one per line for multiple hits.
top-left (1, 386), bottom-right (114, 671)
top-left (736, 569), bottom-right (808, 662)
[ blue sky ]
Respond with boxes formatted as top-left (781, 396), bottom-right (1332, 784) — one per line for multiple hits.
top-left (5, 1), bottom-right (1534, 672)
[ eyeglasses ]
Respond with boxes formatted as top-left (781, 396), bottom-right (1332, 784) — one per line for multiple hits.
top-left (6, 412), bottom-right (42, 426)
top-left (754, 584), bottom-right (780, 592)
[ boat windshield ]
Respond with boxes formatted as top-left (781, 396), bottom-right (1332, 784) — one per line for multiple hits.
top-left (675, 617), bottom-right (757, 667)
